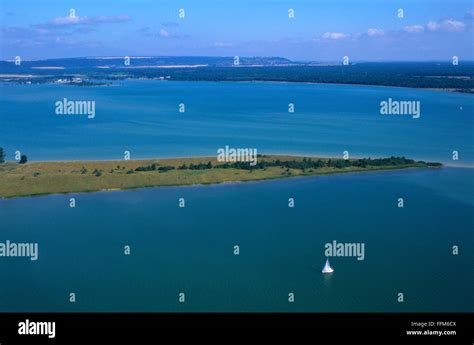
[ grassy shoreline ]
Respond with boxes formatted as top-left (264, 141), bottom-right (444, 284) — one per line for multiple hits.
top-left (0, 155), bottom-right (441, 199)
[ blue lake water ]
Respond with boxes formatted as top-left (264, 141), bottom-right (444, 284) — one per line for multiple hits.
top-left (0, 168), bottom-right (472, 312)
top-left (0, 81), bottom-right (473, 311)
top-left (0, 81), bottom-right (473, 165)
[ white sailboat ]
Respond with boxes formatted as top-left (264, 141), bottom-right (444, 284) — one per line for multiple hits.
top-left (322, 258), bottom-right (334, 273)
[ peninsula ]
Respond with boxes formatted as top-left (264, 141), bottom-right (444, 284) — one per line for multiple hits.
top-left (0, 155), bottom-right (441, 198)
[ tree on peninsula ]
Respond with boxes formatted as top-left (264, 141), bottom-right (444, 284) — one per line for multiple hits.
top-left (0, 147), bottom-right (5, 163)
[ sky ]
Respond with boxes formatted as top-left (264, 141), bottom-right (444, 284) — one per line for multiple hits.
top-left (0, 0), bottom-right (473, 61)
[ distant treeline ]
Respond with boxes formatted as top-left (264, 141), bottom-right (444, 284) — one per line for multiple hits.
top-left (132, 156), bottom-right (440, 174)
top-left (213, 156), bottom-right (441, 170)
top-left (135, 163), bottom-right (175, 172)
top-left (2, 61), bottom-right (473, 92)
top-left (114, 64), bottom-right (474, 91)
top-left (0, 146), bottom-right (27, 164)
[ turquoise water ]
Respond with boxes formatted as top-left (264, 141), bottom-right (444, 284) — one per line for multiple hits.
top-left (0, 81), bottom-right (473, 165)
top-left (0, 81), bottom-right (473, 311)
top-left (0, 168), bottom-right (472, 312)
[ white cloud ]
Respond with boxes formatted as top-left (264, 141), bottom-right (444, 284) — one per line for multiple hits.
top-left (159, 29), bottom-right (170, 37)
top-left (50, 15), bottom-right (131, 26)
top-left (367, 28), bottom-right (385, 36)
top-left (426, 21), bottom-right (440, 31)
top-left (322, 32), bottom-right (347, 40)
top-left (404, 25), bottom-right (424, 33)
top-left (427, 19), bottom-right (465, 32)
top-left (214, 41), bottom-right (233, 48)
top-left (51, 16), bottom-right (82, 25)
top-left (443, 19), bottom-right (465, 31)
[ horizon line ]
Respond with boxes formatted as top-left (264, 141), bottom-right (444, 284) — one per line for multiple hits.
top-left (2, 56), bottom-right (474, 64)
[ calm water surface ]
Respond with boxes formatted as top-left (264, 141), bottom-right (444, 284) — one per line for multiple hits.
top-left (0, 81), bottom-right (472, 311)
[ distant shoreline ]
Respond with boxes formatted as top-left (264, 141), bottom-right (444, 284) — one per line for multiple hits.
top-left (1, 59), bottom-right (473, 94)
top-left (1, 75), bottom-right (472, 94)
top-left (0, 155), bottom-right (441, 199)
top-left (201, 79), bottom-right (474, 94)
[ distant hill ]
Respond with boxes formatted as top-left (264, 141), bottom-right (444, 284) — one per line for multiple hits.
top-left (0, 56), bottom-right (297, 71)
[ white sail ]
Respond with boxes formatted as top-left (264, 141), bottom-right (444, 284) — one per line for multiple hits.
top-left (322, 258), bottom-right (334, 273)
